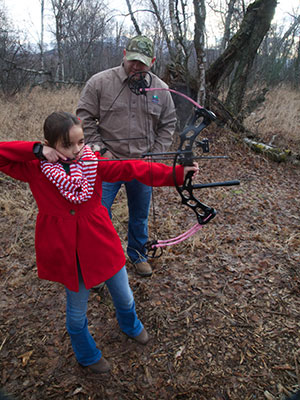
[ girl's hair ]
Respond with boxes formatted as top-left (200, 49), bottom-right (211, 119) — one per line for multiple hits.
top-left (43, 112), bottom-right (81, 147)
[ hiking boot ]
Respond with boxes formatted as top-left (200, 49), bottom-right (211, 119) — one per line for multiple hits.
top-left (135, 261), bottom-right (152, 277)
top-left (133, 328), bottom-right (150, 345)
top-left (82, 357), bottom-right (111, 374)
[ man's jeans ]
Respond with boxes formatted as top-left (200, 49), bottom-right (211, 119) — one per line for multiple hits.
top-left (102, 179), bottom-right (152, 264)
top-left (65, 266), bottom-right (143, 366)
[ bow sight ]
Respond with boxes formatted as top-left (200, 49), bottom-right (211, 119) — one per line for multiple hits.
top-left (127, 71), bottom-right (152, 95)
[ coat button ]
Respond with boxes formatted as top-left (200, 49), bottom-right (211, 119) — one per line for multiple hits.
top-left (70, 209), bottom-right (76, 215)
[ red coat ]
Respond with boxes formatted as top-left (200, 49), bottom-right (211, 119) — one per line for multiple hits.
top-left (0, 141), bottom-right (184, 291)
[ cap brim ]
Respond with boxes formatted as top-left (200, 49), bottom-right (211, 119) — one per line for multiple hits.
top-left (126, 51), bottom-right (152, 67)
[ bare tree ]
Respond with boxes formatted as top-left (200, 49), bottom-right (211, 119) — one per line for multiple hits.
top-left (167, 0), bottom-right (194, 81)
top-left (256, 15), bottom-right (300, 86)
top-left (193, 0), bottom-right (206, 105)
top-left (0, 7), bottom-right (31, 94)
top-left (295, 33), bottom-right (300, 88)
top-left (63, 0), bottom-right (112, 81)
top-left (125, 0), bottom-right (142, 35)
top-left (221, 0), bottom-right (237, 50)
top-left (148, 0), bottom-right (174, 58)
top-left (206, 0), bottom-right (250, 48)
top-left (40, 0), bottom-right (45, 70)
top-left (50, 0), bottom-right (83, 81)
top-left (206, 0), bottom-right (277, 115)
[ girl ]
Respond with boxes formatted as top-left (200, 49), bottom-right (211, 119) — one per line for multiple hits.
top-left (0, 111), bottom-right (198, 374)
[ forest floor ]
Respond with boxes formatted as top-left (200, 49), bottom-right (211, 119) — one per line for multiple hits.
top-left (0, 88), bottom-right (300, 399)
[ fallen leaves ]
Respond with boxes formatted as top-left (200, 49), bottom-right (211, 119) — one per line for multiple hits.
top-left (18, 350), bottom-right (34, 367)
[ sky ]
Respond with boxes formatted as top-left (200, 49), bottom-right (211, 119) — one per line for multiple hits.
top-left (3, 0), bottom-right (300, 45)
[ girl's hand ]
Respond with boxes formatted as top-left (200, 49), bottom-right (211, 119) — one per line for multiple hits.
top-left (183, 162), bottom-right (199, 180)
top-left (43, 145), bottom-right (67, 163)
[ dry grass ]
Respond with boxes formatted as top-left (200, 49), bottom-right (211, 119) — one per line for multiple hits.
top-left (244, 85), bottom-right (300, 152)
top-left (0, 87), bottom-right (81, 142)
top-left (0, 85), bottom-right (298, 149)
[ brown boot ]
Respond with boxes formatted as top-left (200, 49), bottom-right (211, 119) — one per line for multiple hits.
top-left (82, 357), bottom-right (111, 373)
top-left (135, 261), bottom-right (152, 277)
top-left (133, 328), bottom-right (150, 345)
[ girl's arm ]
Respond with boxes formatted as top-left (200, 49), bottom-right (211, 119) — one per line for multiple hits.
top-left (0, 141), bottom-right (40, 182)
top-left (98, 159), bottom-right (198, 187)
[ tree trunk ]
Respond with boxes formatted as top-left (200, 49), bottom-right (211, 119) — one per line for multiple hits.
top-left (294, 34), bottom-right (300, 88)
top-left (149, 0), bottom-right (175, 60)
top-left (193, 0), bottom-right (206, 106)
top-left (125, 0), bottom-right (141, 35)
top-left (221, 0), bottom-right (236, 51)
top-left (40, 0), bottom-right (45, 71)
top-left (169, 0), bottom-right (184, 65)
top-left (206, 0), bottom-right (277, 115)
top-left (51, 0), bottom-right (64, 82)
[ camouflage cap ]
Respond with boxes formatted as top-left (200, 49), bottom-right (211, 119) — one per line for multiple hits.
top-left (125, 36), bottom-right (154, 67)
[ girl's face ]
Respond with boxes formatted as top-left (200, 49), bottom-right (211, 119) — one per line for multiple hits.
top-left (55, 125), bottom-right (85, 162)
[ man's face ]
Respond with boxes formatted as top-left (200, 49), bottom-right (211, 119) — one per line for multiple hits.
top-left (123, 58), bottom-right (150, 78)
top-left (123, 50), bottom-right (152, 78)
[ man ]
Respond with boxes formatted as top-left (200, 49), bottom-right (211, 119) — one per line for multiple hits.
top-left (76, 35), bottom-right (176, 277)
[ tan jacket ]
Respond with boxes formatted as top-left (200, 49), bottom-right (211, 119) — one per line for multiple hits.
top-left (77, 65), bottom-right (176, 159)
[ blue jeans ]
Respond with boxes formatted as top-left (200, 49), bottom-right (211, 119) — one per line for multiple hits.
top-left (65, 265), bottom-right (143, 366)
top-left (102, 179), bottom-right (152, 264)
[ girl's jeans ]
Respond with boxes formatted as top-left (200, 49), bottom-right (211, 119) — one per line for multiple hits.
top-left (65, 265), bottom-right (143, 366)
